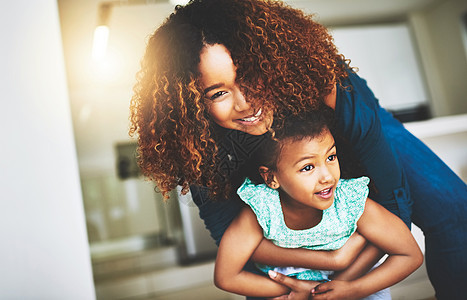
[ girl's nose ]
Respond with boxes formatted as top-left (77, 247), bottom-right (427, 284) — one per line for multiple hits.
top-left (233, 88), bottom-right (250, 112)
top-left (318, 166), bottom-right (333, 184)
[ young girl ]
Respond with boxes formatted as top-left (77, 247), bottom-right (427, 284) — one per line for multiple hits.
top-left (214, 108), bottom-right (423, 299)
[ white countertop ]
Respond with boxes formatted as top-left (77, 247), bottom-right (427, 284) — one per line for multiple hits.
top-left (403, 114), bottom-right (467, 139)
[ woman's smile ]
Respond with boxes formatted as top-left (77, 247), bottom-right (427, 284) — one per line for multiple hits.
top-left (198, 44), bottom-right (273, 135)
top-left (238, 108), bottom-right (262, 123)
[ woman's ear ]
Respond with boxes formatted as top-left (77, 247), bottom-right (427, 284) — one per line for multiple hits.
top-left (259, 166), bottom-right (280, 189)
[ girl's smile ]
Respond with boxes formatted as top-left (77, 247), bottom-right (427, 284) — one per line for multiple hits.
top-left (315, 187), bottom-right (333, 199)
top-left (198, 44), bottom-right (273, 135)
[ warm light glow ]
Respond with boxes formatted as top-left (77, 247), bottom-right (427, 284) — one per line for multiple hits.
top-left (90, 50), bottom-right (122, 83)
top-left (169, 0), bottom-right (190, 6)
top-left (92, 25), bottom-right (109, 61)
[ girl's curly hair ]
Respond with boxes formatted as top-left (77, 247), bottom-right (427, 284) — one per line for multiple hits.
top-left (246, 104), bottom-right (371, 189)
top-left (129, 0), bottom-right (350, 199)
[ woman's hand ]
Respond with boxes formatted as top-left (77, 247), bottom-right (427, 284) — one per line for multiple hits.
top-left (267, 271), bottom-right (319, 300)
top-left (311, 280), bottom-right (359, 300)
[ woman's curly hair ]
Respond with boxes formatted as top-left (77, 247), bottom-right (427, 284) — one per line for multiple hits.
top-left (129, 0), bottom-right (350, 199)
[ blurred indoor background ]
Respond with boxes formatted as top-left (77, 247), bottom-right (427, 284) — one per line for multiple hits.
top-left (1, 0), bottom-right (466, 299)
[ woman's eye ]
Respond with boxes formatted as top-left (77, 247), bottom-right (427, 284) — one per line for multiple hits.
top-left (300, 165), bottom-right (314, 172)
top-left (209, 91), bottom-right (227, 101)
top-left (327, 154), bottom-right (337, 162)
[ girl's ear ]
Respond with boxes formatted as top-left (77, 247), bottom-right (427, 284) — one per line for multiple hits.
top-left (259, 166), bottom-right (280, 189)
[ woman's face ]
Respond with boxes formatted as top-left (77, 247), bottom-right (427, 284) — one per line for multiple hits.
top-left (198, 44), bottom-right (273, 135)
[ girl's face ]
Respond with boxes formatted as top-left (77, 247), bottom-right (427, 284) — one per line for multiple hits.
top-left (198, 44), bottom-right (273, 136)
top-left (272, 130), bottom-right (340, 211)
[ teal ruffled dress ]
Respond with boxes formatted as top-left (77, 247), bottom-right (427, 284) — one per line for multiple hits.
top-left (237, 176), bottom-right (369, 281)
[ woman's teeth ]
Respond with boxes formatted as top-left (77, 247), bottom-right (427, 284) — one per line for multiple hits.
top-left (240, 109), bottom-right (262, 122)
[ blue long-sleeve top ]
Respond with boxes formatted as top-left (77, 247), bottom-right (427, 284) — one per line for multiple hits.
top-left (191, 70), bottom-right (411, 247)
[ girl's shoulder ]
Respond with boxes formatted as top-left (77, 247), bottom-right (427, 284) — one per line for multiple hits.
top-left (337, 176), bottom-right (370, 191)
top-left (237, 177), bottom-right (277, 204)
top-left (237, 178), bottom-right (281, 234)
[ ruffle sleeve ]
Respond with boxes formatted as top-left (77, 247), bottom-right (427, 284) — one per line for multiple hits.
top-left (334, 177), bottom-right (369, 228)
top-left (237, 178), bottom-right (279, 237)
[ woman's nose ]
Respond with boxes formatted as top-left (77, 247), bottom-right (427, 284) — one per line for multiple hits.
top-left (233, 88), bottom-right (250, 112)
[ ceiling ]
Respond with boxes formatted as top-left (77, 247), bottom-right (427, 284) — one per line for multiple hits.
top-left (58, 0), bottom-right (442, 88)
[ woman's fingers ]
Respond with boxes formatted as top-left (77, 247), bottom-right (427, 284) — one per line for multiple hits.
top-left (269, 270), bottom-right (299, 289)
top-left (269, 270), bottom-right (319, 290)
top-left (268, 270), bottom-right (325, 299)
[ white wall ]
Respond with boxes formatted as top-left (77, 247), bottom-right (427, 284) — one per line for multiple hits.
top-left (409, 0), bottom-right (467, 117)
top-left (288, 0), bottom-right (467, 118)
top-left (331, 23), bottom-right (428, 111)
top-left (0, 0), bottom-right (95, 299)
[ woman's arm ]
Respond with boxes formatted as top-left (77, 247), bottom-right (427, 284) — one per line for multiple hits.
top-left (251, 231), bottom-right (367, 271)
top-left (214, 206), bottom-right (291, 298)
top-left (312, 199), bottom-right (423, 299)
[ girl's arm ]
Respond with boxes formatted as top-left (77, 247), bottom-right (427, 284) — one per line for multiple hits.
top-left (312, 198), bottom-right (423, 299)
top-left (214, 206), bottom-right (291, 297)
top-left (251, 231), bottom-right (367, 271)
top-left (331, 243), bottom-right (384, 281)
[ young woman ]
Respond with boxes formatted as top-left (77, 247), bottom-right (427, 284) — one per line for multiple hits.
top-left (214, 109), bottom-right (422, 299)
top-left (129, 0), bottom-right (467, 299)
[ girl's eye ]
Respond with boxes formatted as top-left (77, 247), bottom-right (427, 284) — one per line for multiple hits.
top-left (300, 165), bottom-right (314, 172)
top-left (327, 154), bottom-right (337, 162)
top-left (209, 91), bottom-right (227, 101)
